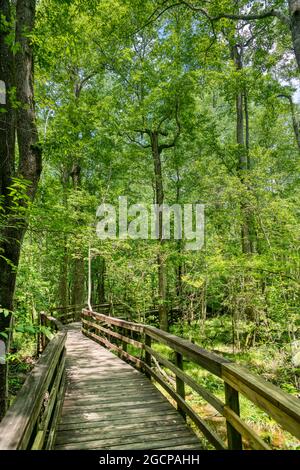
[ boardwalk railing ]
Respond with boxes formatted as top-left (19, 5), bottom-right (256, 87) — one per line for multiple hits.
top-left (0, 315), bottom-right (67, 450)
top-left (82, 308), bottom-right (300, 450)
top-left (48, 303), bottom-right (125, 325)
top-left (49, 304), bottom-right (86, 324)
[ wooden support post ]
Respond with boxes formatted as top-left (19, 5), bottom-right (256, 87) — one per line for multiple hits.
top-left (175, 352), bottom-right (186, 420)
top-left (40, 312), bottom-right (47, 352)
top-left (37, 311), bottom-right (41, 356)
top-left (225, 382), bottom-right (243, 449)
top-left (145, 334), bottom-right (152, 378)
top-left (122, 328), bottom-right (128, 353)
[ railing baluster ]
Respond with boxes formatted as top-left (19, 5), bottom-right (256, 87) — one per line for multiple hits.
top-left (175, 352), bottom-right (186, 420)
top-left (122, 327), bottom-right (128, 353)
top-left (225, 382), bottom-right (243, 450)
top-left (145, 334), bottom-right (152, 378)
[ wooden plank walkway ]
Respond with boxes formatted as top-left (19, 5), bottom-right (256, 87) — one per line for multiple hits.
top-left (54, 324), bottom-right (201, 450)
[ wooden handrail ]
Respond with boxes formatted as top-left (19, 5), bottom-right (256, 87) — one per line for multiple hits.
top-left (0, 316), bottom-right (67, 450)
top-left (49, 303), bottom-right (122, 325)
top-left (144, 325), bottom-right (230, 377)
top-left (81, 308), bottom-right (300, 450)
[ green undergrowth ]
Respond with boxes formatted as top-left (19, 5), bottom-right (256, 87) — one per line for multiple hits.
top-left (7, 332), bottom-right (36, 405)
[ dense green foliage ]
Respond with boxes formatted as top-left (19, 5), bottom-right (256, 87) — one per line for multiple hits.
top-left (1, 1), bottom-right (300, 439)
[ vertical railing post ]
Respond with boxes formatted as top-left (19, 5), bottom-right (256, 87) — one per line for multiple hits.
top-left (81, 309), bottom-right (84, 334)
top-left (40, 312), bottom-right (46, 352)
top-left (122, 328), bottom-right (128, 353)
top-left (225, 382), bottom-right (243, 449)
top-left (145, 333), bottom-right (152, 378)
top-left (175, 352), bottom-right (186, 420)
top-left (37, 311), bottom-right (41, 356)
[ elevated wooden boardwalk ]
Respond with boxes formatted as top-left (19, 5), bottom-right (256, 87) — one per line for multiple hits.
top-left (1, 307), bottom-right (299, 450)
top-left (54, 325), bottom-right (201, 450)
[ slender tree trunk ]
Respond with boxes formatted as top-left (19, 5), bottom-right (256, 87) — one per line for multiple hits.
top-left (58, 167), bottom-right (69, 308)
top-left (151, 131), bottom-right (168, 331)
top-left (97, 257), bottom-right (106, 304)
top-left (70, 163), bottom-right (85, 317)
top-left (278, 94), bottom-right (300, 151)
top-left (244, 87), bottom-right (250, 161)
top-left (175, 254), bottom-right (183, 299)
top-left (0, 0), bottom-right (41, 419)
top-left (175, 168), bottom-right (183, 311)
top-left (232, 45), bottom-right (254, 255)
top-left (59, 242), bottom-right (69, 308)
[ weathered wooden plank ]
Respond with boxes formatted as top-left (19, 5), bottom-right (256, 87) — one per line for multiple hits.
top-left (65, 386), bottom-right (155, 400)
top-left (66, 379), bottom-right (149, 391)
top-left (59, 403), bottom-right (177, 426)
top-left (55, 428), bottom-right (198, 450)
top-left (61, 399), bottom-right (172, 416)
top-left (62, 391), bottom-right (164, 408)
top-left (66, 367), bottom-right (135, 376)
top-left (56, 422), bottom-right (195, 445)
top-left (65, 371), bottom-right (146, 381)
top-left (58, 411), bottom-right (182, 432)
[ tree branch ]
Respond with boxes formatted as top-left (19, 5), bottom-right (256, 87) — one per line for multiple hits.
top-left (139, 1), bottom-right (290, 36)
top-left (211, 9), bottom-right (290, 26)
top-left (134, 1), bottom-right (183, 35)
top-left (158, 100), bottom-right (181, 152)
top-left (180, 1), bottom-right (289, 26)
top-left (75, 72), bottom-right (98, 99)
top-left (278, 93), bottom-right (300, 151)
top-left (124, 131), bottom-right (151, 148)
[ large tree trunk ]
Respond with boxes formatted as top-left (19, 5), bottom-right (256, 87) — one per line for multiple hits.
top-left (289, 1), bottom-right (300, 71)
top-left (0, 0), bottom-right (41, 419)
top-left (151, 131), bottom-right (168, 331)
top-left (71, 257), bottom-right (85, 311)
